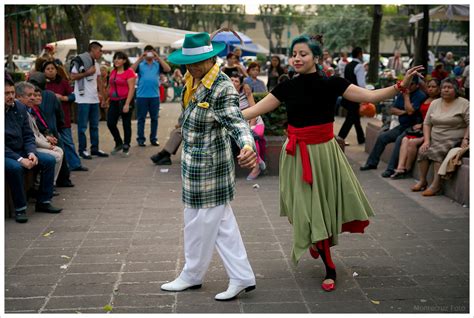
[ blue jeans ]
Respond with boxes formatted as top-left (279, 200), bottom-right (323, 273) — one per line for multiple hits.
top-left (136, 97), bottom-right (160, 144)
top-left (77, 103), bottom-right (100, 153)
top-left (365, 125), bottom-right (408, 167)
top-left (59, 127), bottom-right (82, 170)
top-left (5, 152), bottom-right (56, 210)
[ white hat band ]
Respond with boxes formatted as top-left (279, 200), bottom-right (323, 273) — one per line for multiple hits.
top-left (182, 44), bottom-right (213, 56)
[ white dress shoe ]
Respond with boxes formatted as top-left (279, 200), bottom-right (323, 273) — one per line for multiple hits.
top-left (160, 277), bottom-right (202, 292)
top-left (215, 284), bottom-right (256, 301)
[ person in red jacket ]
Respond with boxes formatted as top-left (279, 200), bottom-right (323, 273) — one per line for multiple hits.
top-left (42, 60), bottom-right (88, 172)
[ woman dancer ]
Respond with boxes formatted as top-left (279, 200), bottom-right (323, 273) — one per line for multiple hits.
top-left (243, 34), bottom-right (423, 292)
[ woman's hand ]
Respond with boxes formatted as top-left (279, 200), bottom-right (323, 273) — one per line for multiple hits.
top-left (122, 104), bottom-right (129, 113)
top-left (419, 141), bottom-right (430, 153)
top-left (400, 65), bottom-right (425, 89)
top-left (461, 138), bottom-right (469, 149)
top-left (413, 123), bottom-right (422, 130)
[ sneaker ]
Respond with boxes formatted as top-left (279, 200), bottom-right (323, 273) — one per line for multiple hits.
top-left (111, 144), bottom-right (123, 155)
top-left (15, 211), bottom-right (28, 223)
top-left (80, 151), bottom-right (92, 160)
top-left (138, 142), bottom-right (146, 147)
top-left (151, 141), bottom-right (160, 147)
top-left (123, 144), bottom-right (130, 155)
top-left (91, 150), bottom-right (109, 157)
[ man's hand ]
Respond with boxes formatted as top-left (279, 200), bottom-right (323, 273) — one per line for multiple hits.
top-left (237, 147), bottom-right (257, 169)
top-left (85, 66), bottom-right (96, 76)
top-left (20, 158), bottom-right (35, 169)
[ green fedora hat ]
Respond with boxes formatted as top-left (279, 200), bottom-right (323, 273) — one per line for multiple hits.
top-left (168, 32), bottom-right (226, 65)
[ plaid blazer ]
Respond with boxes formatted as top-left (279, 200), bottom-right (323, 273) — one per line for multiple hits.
top-left (180, 71), bottom-right (255, 209)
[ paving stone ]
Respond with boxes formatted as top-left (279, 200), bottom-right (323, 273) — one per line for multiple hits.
top-left (58, 273), bottom-right (119, 285)
top-left (5, 274), bottom-right (62, 286)
top-left (45, 295), bottom-right (111, 310)
top-left (113, 294), bottom-right (175, 308)
top-left (5, 285), bottom-right (54, 298)
top-left (177, 303), bottom-right (241, 313)
top-left (309, 300), bottom-right (378, 313)
top-left (121, 271), bottom-right (176, 283)
top-left (111, 306), bottom-right (174, 313)
top-left (53, 283), bottom-right (115, 296)
top-left (66, 263), bottom-right (123, 274)
top-left (5, 297), bottom-right (46, 312)
top-left (243, 302), bottom-right (309, 313)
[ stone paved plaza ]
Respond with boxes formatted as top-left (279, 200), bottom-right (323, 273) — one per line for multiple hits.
top-left (4, 101), bottom-right (469, 314)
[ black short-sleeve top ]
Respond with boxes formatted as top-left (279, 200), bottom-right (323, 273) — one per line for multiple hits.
top-left (271, 72), bottom-right (351, 127)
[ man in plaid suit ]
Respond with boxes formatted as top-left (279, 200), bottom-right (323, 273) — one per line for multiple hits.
top-left (160, 32), bottom-right (258, 301)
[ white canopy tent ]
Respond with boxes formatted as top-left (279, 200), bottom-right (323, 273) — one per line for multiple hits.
top-left (126, 22), bottom-right (197, 47)
top-left (409, 5), bottom-right (469, 23)
top-left (47, 38), bottom-right (145, 64)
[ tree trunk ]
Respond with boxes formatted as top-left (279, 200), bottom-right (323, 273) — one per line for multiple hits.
top-left (63, 5), bottom-right (90, 53)
top-left (115, 8), bottom-right (128, 42)
top-left (414, 5), bottom-right (429, 72)
top-left (368, 5), bottom-right (382, 84)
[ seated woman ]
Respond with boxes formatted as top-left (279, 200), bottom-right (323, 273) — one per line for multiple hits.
top-left (28, 87), bottom-right (64, 184)
top-left (413, 78), bottom-right (469, 196)
top-left (391, 79), bottom-right (441, 179)
top-left (230, 73), bottom-right (266, 180)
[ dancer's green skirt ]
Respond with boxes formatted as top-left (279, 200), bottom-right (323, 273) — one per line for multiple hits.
top-left (279, 138), bottom-right (374, 265)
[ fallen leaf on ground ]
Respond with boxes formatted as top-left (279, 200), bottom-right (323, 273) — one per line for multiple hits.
top-left (370, 299), bottom-right (380, 305)
top-left (43, 231), bottom-right (54, 237)
top-left (103, 304), bottom-right (113, 312)
top-left (61, 255), bottom-right (71, 259)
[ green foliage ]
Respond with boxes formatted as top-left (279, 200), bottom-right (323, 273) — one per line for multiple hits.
top-left (253, 92), bottom-right (287, 136)
top-left (305, 5), bottom-right (372, 52)
top-left (89, 7), bottom-right (121, 40)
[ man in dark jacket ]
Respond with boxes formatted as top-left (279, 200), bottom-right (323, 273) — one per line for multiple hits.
top-left (338, 47), bottom-right (366, 145)
top-left (5, 79), bottom-right (62, 223)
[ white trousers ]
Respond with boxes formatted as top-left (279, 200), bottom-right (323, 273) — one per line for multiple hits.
top-left (37, 146), bottom-right (63, 184)
top-left (178, 203), bottom-right (256, 287)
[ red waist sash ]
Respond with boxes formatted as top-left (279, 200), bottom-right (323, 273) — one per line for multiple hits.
top-left (286, 123), bottom-right (334, 185)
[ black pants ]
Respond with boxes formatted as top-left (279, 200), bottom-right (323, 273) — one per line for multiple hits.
top-left (107, 100), bottom-right (132, 146)
top-left (338, 99), bottom-right (365, 144)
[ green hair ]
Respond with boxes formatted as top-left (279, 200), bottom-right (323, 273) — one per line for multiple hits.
top-left (290, 34), bottom-right (323, 58)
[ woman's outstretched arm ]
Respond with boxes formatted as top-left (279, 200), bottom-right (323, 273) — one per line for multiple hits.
top-left (343, 65), bottom-right (424, 104)
top-left (242, 93), bottom-right (281, 120)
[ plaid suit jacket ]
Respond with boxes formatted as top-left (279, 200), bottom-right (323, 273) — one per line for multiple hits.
top-left (180, 71), bottom-right (255, 209)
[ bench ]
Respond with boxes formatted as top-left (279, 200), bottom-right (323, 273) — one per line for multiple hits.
top-left (365, 121), bottom-right (469, 206)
